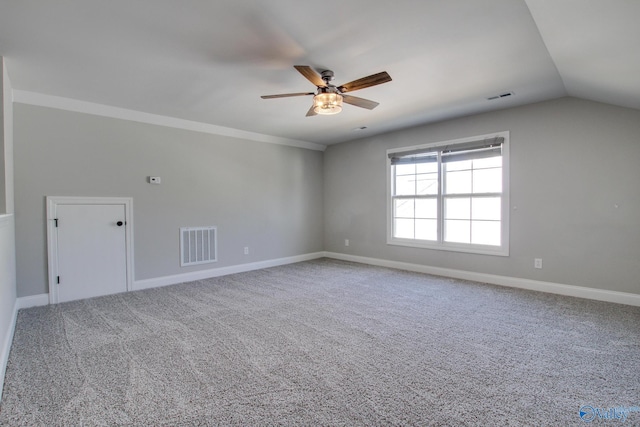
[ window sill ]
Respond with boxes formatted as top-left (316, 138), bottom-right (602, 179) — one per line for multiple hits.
top-left (387, 237), bottom-right (509, 257)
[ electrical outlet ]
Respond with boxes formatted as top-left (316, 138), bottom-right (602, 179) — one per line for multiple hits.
top-left (534, 258), bottom-right (543, 269)
top-left (244, 247), bottom-right (249, 255)
top-left (149, 176), bottom-right (161, 184)
top-left (345, 239), bottom-right (349, 247)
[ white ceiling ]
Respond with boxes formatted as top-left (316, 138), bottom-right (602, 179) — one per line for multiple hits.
top-left (0, 1), bottom-right (638, 146)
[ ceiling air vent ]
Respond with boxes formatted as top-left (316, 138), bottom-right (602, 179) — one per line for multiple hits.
top-left (487, 92), bottom-right (513, 101)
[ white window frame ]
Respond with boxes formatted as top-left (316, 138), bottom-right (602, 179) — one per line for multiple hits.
top-left (386, 131), bottom-right (510, 256)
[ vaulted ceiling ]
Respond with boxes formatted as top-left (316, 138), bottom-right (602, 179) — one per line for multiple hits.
top-left (0, 1), bottom-right (638, 146)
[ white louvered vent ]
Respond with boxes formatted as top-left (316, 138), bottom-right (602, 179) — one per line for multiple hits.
top-left (180, 226), bottom-right (217, 267)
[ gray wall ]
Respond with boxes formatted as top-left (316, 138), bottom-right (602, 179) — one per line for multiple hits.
top-left (14, 104), bottom-right (324, 297)
top-left (1, 57), bottom-right (17, 400)
top-left (324, 97), bottom-right (640, 295)
top-left (12, 96), bottom-right (640, 298)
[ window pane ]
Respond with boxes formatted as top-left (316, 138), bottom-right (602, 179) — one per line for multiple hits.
top-left (445, 220), bottom-right (470, 243)
top-left (415, 198), bottom-right (437, 219)
top-left (394, 199), bottom-right (414, 218)
top-left (415, 219), bottom-right (437, 241)
top-left (471, 220), bottom-right (501, 246)
top-left (395, 163), bottom-right (415, 176)
top-left (445, 170), bottom-right (471, 194)
top-left (471, 197), bottom-right (501, 221)
top-left (445, 197), bottom-right (470, 220)
top-left (445, 160), bottom-right (472, 171)
top-left (416, 162), bottom-right (438, 174)
top-left (473, 168), bottom-right (501, 193)
top-left (473, 156), bottom-right (501, 169)
top-left (395, 174), bottom-right (415, 196)
top-left (389, 136), bottom-right (507, 252)
top-left (416, 173), bottom-right (438, 195)
top-left (394, 219), bottom-right (414, 239)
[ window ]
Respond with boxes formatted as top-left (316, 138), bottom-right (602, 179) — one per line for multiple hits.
top-left (387, 132), bottom-right (509, 256)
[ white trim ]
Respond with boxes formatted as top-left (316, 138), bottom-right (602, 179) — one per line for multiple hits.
top-left (324, 252), bottom-right (640, 307)
top-left (387, 238), bottom-right (509, 256)
top-left (3, 60), bottom-right (15, 214)
top-left (3, 253), bottom-right (326, 309)
top-left (0, 213), bottom-right (15, 403)
top-left (14, 252), bottom-right (640, 307)
top-left (134, 252), bottom-right (325, 291)
top-left (12, 90), bottom-right (326, 152)
top-left (46, 196), bottom-right (134, 304)
top-left (16, 293), bottom-right (50, 309)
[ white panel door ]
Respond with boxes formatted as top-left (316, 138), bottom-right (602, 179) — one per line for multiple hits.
top-left (55, 204), bottom-right (128, 303)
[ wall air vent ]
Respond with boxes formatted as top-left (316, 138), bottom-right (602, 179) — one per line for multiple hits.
top-left (487, 92), bottom-right (514, 101)
top-left (180, 226), bottom-right (217, 266)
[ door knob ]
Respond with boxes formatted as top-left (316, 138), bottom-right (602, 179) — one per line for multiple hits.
top-left (117, 221), bottom-right (124, 226)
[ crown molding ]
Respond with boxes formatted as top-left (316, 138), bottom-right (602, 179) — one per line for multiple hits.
top-left (12, 90), bottom-right (326, 152)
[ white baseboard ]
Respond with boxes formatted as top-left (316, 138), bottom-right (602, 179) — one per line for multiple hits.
top-left (8, 254), bottom-right (328, 306)
top-left (12, 253), bottom-right (640, 308)
top-left (324, 252), bottom-right (640, 307)
top-left (16, 293), bottom-right (50, 309)
top-left (133, 252), bottom-right (326, 291)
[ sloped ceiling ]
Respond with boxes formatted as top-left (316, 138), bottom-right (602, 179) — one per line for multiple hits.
top-left (0, 1), bottom-right (637, 146)
top-left (525, 0), bottom-right (640, 112)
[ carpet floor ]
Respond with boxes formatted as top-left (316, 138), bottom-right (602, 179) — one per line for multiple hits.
top-left (1, 258), bottom-right (639, 426)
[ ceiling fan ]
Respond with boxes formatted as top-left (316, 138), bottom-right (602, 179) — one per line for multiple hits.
top-left (261, 65), bottom-right (392, 116)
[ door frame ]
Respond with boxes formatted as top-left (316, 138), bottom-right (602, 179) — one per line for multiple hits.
top-left (46, 196), bottom-right (134, 304)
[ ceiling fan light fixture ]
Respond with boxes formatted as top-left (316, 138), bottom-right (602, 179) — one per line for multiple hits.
top-left (261, 66), bottom-right (391, 117)
top-left (313, 92), bottom-right (343, 115)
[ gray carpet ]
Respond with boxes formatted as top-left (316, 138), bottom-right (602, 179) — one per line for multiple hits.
top-left (1, 258), bottom-right (639, 426)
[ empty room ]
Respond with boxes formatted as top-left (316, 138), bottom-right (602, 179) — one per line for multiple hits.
top-left (1, 1), bottom-right (639, 425)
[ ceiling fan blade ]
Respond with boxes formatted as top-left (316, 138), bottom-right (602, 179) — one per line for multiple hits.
top-left (305, 105), bottom-right (318, 117)
top-left (338, 71), bottom-right (392, 93)
top-left (261, 92), bottom-right (315, 99)
top-left (294, 65), bottom-right (326, 87)
top-left (342, 94), bottom-right (379, 110)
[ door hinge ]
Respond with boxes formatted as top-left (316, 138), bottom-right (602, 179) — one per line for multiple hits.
top-left (54, 218), bottom-right (59, 227)
top-left (57, 276), bottom-right (60, 284)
